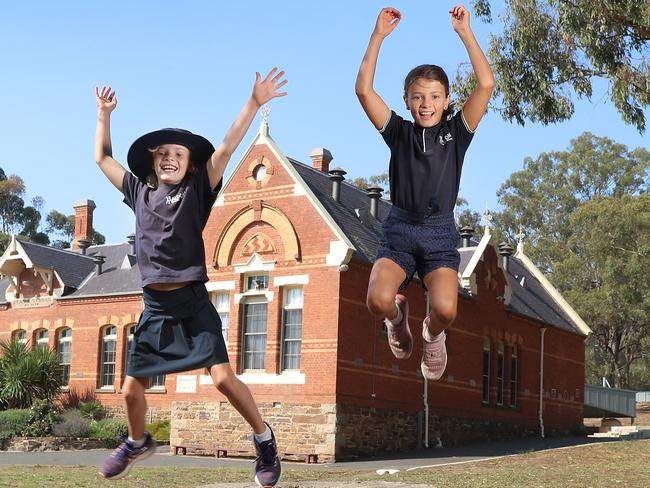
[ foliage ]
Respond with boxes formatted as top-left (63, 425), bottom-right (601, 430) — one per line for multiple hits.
top-left (21, 399), bottom-right (61, 437)
top-left (350, 172), bottom-right (390, 198)
top-left (554, 194), bottom-right (650, 388)
top-left (90, 418), bottom-right (129, 447)
top-left (0, 408), bottom-right (30, 448)
top-left (52, 410), bottom-right (92, 438)
top-left (0, 340), bottom-right (63, 409)
top-left (457, 0), bottom-right (650, 132)
top-left (145, 419), bottom-right (170, 441)
top-left (493, 132), bottom-right (649, 272)
top-left (78, 400), bottom-right (105, 421)
top-left (491, 133), bottom-right (649, 388)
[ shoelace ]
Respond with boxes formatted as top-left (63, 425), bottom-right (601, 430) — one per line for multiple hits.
top-left (256, 440), bottom-right (277, 465)
top-left (111, 441), bottom-right (135, 461)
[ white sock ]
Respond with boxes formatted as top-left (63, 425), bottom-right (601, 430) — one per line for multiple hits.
top-left (254, 424), bottom-right (272, 443)
top-left (424, 326), bottom-right (444, 343)
top-left (389, 304), bottom-right (403, 326)
top-left (128, 436), bottom-right (145, 448)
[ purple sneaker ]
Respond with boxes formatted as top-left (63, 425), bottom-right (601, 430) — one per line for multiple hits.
top-left (421, 316), bottom-right (448, 381)
top-left (253, 422), bottom-right (282, 487)
top-left (99, 432), bottom-right (156, 480)
top-left (384, 294), bottom-right (413, 359)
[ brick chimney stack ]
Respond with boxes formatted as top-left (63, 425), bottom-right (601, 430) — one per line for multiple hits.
top-left (73, 199), bottom-right (96, 251)
top-left (309, 148), bottom-right (333, 173)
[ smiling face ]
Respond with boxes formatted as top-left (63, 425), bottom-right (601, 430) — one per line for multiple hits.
top-left (151, 144), bottom-right (192, 185)
top-left (404, 78), bottom-right (451, 128)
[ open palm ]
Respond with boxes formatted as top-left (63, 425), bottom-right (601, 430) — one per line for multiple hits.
top-left (252, 68), bottom-right (288, 106)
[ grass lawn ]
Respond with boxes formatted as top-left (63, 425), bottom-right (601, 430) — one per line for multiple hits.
top-left (1, 439), bottom-right (649, 487)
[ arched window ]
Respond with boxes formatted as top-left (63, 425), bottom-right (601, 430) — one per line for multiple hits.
top-left (213, 292), bottom-right (230, 346)
top-left (100, 326), bottom-right (117, 388)
top-left (482, 337), bottom-right (491, 404)
top-left (57, 328), bottom-right (72, 386)
top-left (13, 329), bottom-right (27, 345)
top-left (35, 329), bottom-right (49, 350)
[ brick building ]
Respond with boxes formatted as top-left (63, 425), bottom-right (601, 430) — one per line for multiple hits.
top-left (0, 120), bottom-right (590, 460)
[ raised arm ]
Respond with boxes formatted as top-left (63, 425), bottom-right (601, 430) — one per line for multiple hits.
top-left (206, 68), bottom-right (287, 189)
top-left (451, 5), bottom-right (495, 131)
top-left (95, 86), bottom-right (126, 191)
top-left (355, 7), bottom-right (401, 130)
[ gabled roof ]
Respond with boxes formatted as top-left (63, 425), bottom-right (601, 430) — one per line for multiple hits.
top-left (287, 157), bottom-right (588, 336)
top-left (19, 240), bottom-right (96, 289)
top-left (61, 243), bottom-right (142, 299)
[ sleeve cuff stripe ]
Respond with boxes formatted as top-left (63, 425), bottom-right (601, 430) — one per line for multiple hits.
top-left (461, 110), bottom-right (477, 134)
top-left (379, 111), bottom-right (392, 133)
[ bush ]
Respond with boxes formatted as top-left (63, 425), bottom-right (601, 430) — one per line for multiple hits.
top-left (145, 419), bottom-right (170, 441)
top-left (0, 340), bottom-right (62, 409)
top-left (90, 418), bottom-right (128, 447)
top-left (0, 408), bottom-right (30, 448)
top-left (52, 411), bottom-right (91, 438)
top-left (78, 401), bottom-right (105, 421)
top-left (22, 399), bottom-right (61, 437)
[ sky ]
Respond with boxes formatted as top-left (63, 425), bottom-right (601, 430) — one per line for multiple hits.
top-left (0, 1), bottom-right (647, 244)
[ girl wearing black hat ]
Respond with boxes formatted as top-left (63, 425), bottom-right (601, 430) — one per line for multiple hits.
top-left (94, 68), bottom-right (287, 487)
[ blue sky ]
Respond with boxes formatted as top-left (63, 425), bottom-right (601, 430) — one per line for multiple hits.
top-left (0, 1), bottom-right (646, 244)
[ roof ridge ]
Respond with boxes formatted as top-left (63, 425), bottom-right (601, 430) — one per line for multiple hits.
top-left (18, 239), bottom-right (95, 261)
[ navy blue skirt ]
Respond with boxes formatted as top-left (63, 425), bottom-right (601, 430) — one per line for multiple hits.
top-left (127, 282), bottom-right (229, 378)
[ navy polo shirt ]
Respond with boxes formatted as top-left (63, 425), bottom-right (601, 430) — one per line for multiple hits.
top-left (122, 164), bottom-right (222, 287)
top-left (380, 109), bottom-right (475, 215)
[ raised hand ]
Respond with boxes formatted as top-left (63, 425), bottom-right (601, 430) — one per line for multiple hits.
top-left (95, 86), bottom-right (117, 113)
top-left (374, 7), bottom-right (401, 38)
top-left (252, 68), bottom-right (288, 107)
top-left (450, 5), bottom-right (471, 34)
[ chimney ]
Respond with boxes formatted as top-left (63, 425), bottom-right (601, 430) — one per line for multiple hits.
top-left (310, 148), bottom-right (333, 173)
top-left (77, 239), bottom-right (90, 255)
top-left (93, 253), bottom-right (106, 275)
top-left (498, 242), bottom-right (514, 272)
top-left (73, 199), bottom-right (96, 251)
top-left (127, 233), bottom-right (136, 256)
top-left (328, 168), bottom-right (347, 202)
top-left (366, 187), bottom-right (383, 218)
top-left (460, 226), bottom-right (474, 247)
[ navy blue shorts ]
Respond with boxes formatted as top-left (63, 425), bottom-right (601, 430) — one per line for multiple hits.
top-left (127, 282), bottom-right (229, 378)
top-left (377, 207), bottom-right (460, 289)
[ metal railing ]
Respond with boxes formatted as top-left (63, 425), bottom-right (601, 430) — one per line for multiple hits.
top-left (585, 384), bottom-right (637, 418)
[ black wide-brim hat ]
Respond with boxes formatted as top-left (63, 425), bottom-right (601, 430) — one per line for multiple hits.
top-left (127, 128), bottom-right (215, 181)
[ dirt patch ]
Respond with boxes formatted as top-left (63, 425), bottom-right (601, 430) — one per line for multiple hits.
top-left (585, 402), bottom-right (650, 427)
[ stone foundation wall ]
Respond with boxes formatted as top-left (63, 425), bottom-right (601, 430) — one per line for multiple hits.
top-left (171, 402), bottom-right (337, 462)
top-left (428, 415), bottom-right (540, 448)
top-left (104, 404), bottom-right (170, 423)
top-left (335, 404), bottom-right (420, 459)
top-left (6, 437), bottom-right (107, 452)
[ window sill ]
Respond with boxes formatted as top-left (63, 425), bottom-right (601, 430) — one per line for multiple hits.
top-left (238, 371), bottom-right (306, 385)
top-left (95, 387), bottom-right (116, 393)
top-left (145, 387), bottom-right (167, 394)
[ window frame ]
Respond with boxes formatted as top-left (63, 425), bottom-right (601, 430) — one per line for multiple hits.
top-left (241, 297), bottom-right (268, 372)
top-left (482, 337), bottom-right (491, 404)
top-left (280, 286), bottom-right (303, 372)
top-left (57, 328), bottom-right (72, 387)
top-left (100, 325), bottom-right (118, 388)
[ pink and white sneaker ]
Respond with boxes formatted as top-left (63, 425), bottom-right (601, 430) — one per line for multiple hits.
top-left (384, 294), bottom-right (413, 359)
top-left (421, 316), bottom-right (448, 380)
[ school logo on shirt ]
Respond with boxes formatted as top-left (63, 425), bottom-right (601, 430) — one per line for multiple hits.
top-left (439, 132), bottom-right (453, 146)
top-left (165, 190), bottom-right (185, 205)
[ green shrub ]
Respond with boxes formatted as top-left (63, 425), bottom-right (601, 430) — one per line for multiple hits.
top-left (145, 419), bottom-right (170, 441)
top-left (78, 401), bottom-right (105, 421)
top-left (90, 418), bottom-right (128, 447)
top-left (21, 399), bottom-right (61, 437)
top-left (0, 408), bottom-right (30, 448)
top-left (52, 411), bottom-right (91, 438)
top-left (0, 340), bottom-right (62, 409)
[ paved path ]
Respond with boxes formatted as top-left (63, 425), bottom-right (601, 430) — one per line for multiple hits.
top-left (0, 436), bottom-right (619, 487)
